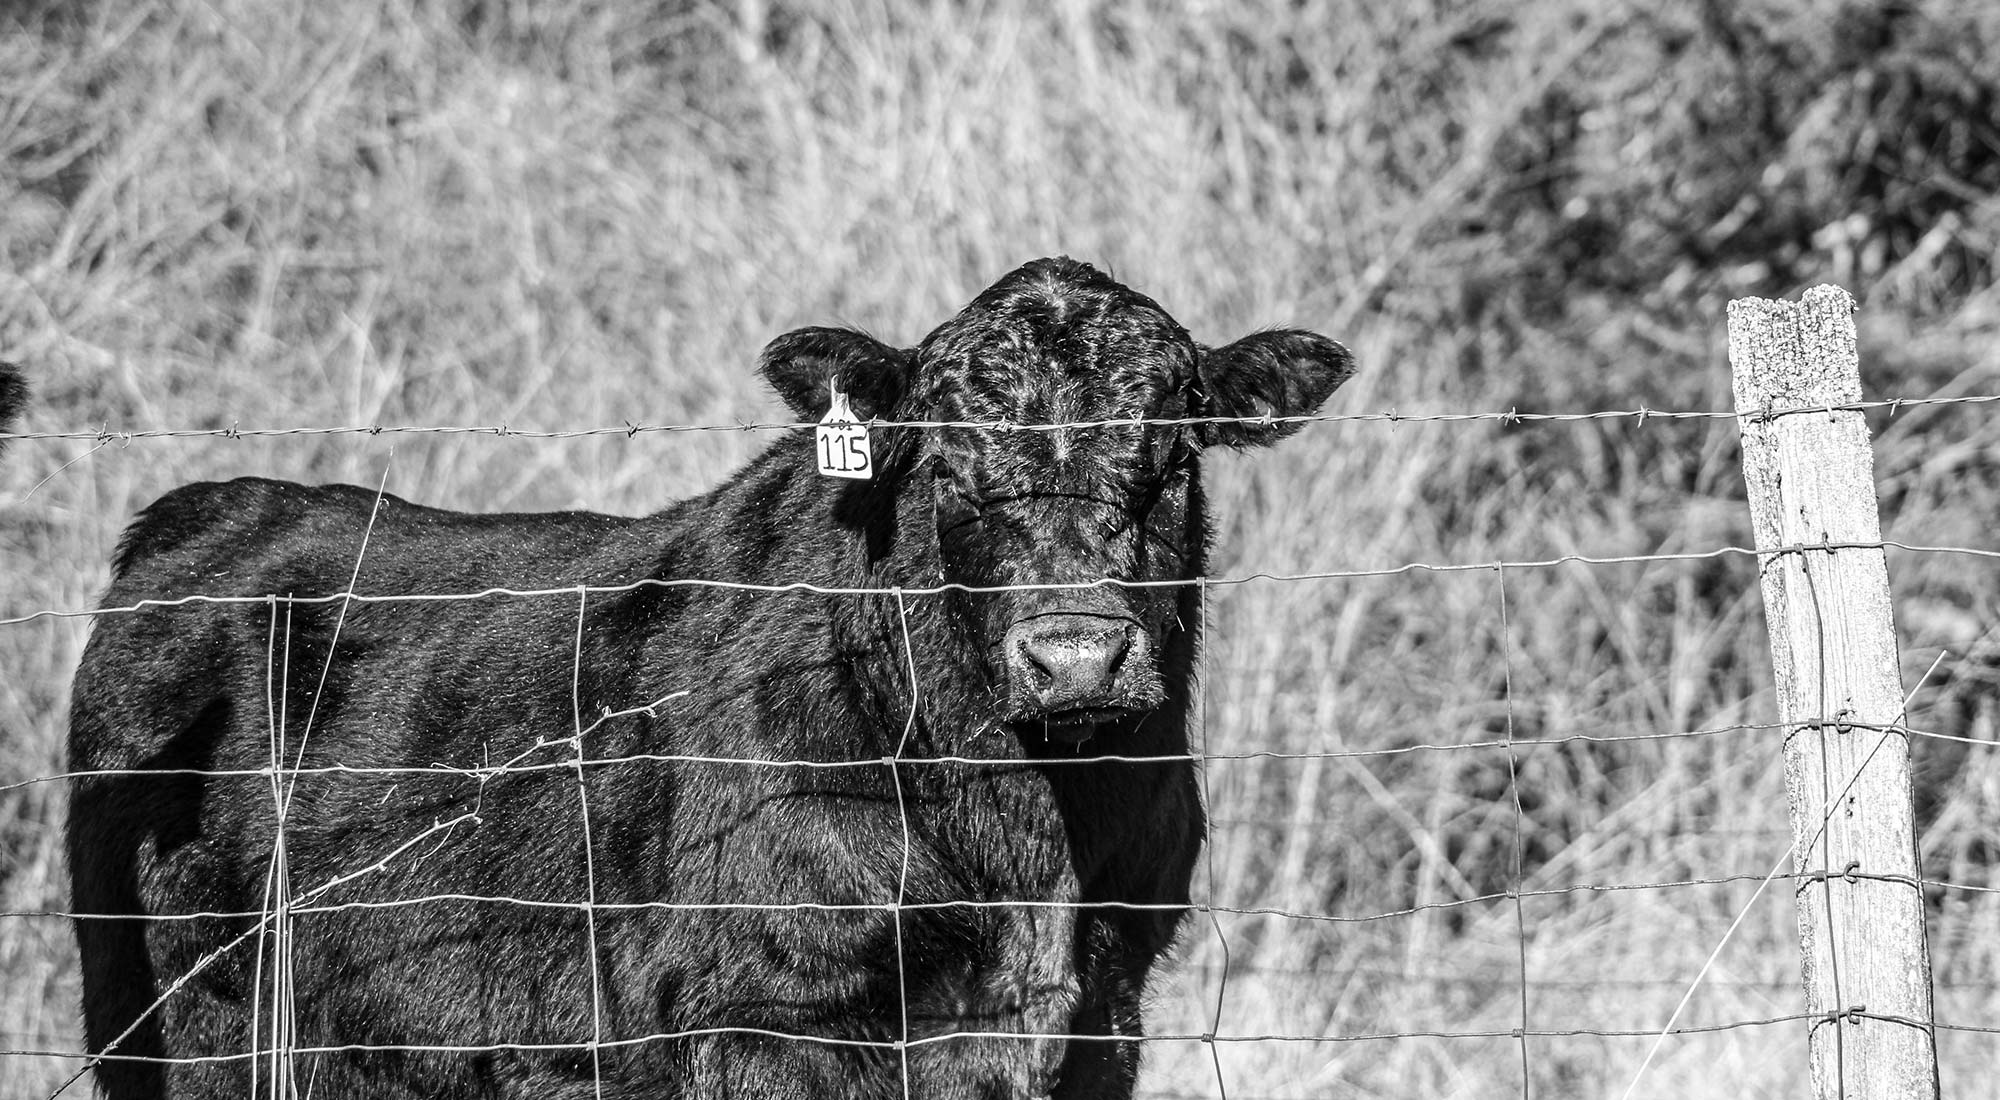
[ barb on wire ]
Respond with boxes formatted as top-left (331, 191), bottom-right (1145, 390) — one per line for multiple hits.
top-left (4, 391), bottom-right (1999, 446)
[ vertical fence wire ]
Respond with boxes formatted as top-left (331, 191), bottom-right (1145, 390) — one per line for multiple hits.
top-left (570, 586), bottom-right (609, 1100)
top-left (251, 599), bottom-right (289, 1099)
top-left (890, 587), bottom-right (921, 1100)
top-left (1496, 562), bottom-right (1533, 1099)
top-left (1197, 576), bottom-right (1234, 1100)
top-left (1799, 555), bottom-right (1852, 1099)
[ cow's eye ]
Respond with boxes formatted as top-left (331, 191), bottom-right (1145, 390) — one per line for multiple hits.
top-left (929, 462), bottom-right (982, 533)
top-left (936, 491), bottom-right (978, 534)
top-left (1138, 432), bottom-right (1178, 478)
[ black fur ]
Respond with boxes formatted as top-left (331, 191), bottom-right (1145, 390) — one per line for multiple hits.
top-left (67, 258), bottom-right (1353, 1099)
top-left (0, 362), bottom-right (25, 457)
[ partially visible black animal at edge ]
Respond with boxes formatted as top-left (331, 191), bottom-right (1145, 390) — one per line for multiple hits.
top-left (67, 258), bottom-right (1354, 1099)
top-left (0, 363), bottom-right (25, 457)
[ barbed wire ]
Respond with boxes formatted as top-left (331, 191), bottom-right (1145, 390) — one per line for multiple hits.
top-left (2, 392), bottom-right (1997, 447)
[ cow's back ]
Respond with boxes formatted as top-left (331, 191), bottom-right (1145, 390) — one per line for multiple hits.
top-left (104, 476), bottom-right (645, 604)
top-left (68, 476), bottom-right (663, 1099)
top-left (78, 476), bottom-right (656, 764)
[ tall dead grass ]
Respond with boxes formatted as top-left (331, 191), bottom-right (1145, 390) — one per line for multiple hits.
top-left (5, 1), bottom-right (2000, 1096)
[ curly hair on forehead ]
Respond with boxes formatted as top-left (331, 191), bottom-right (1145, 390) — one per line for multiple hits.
top-left (918, 260), bottom-right (1197, 424)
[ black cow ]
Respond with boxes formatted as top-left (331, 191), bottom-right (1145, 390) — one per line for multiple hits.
top-left (67, 257), bottom-right (1352, 1099)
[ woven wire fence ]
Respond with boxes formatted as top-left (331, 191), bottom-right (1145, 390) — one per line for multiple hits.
top-left (3, 398), bottom-right (1999, 1098)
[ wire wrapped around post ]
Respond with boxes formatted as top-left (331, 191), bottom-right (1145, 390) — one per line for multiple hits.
top-left (1728, 285), bottom-right (1939, 1099)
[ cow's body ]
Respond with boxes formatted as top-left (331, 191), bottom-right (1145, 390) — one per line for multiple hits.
top-left (68, 258), bottom-right (1351, 1098)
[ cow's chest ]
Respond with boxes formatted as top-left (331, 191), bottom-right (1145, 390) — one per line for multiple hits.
top-left (903, 763), bottom-right (1083, 1003)
top-left (863, 763), bottom-right (1086, 1091)
top-left (667, 759), bottom-right (1085, 1089)
top-left (740, 759), bottom-right (1085, 1007)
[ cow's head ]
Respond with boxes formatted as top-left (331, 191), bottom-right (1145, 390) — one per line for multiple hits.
top-left (763, 258), bottom-right (1353, 744)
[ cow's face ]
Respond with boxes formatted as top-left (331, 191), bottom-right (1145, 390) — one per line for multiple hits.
top-left (762, 258), bottom-right (1353, 743)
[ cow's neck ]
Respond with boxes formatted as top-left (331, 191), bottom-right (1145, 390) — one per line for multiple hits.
top-left (662, 434), bottom-right (986, 757)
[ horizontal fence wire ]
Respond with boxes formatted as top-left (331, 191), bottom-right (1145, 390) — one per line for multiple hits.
top-left (6, 868), bottom-right (1996, 927)
top-left (4, 399), bottom-right (1997, 1094)
top-left (4, 391), bottom-right (2000, 445)
top-left (5, 540), bottom-right (2000, 629)
top-left (2, 713), bottom-right (1995, 799)
top-left (7, 1009), bottom-right (1996, 1066)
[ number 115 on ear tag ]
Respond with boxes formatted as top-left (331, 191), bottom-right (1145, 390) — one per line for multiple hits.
top-left (816, 384), bottom-right (873, 480)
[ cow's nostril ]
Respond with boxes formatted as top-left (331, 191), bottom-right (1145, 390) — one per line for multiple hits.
top-left (1019, 637), bottom-right (1057, 682)
top-left (1108, 625), bottom-right (1136, 676)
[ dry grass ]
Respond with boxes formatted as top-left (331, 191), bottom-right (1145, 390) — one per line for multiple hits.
top-left (5, 1), bottom-right (2000, 1096)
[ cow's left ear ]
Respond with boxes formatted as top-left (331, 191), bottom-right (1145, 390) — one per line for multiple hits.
top-left (1194, 330), bottom-right (1354, 448)
top-left (760, 327), bottom-right (914, 421)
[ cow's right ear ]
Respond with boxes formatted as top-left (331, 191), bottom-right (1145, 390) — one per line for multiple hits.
top-left (1194, 330), bottom-right (1354, 448)
top-left (760, 327), bottom-right (913, 422)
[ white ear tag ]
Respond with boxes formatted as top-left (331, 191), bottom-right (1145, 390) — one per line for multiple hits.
top-left (815, 381), bottom-right (873, 480)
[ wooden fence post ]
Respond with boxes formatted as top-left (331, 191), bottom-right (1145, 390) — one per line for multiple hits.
top-left (1728, 286), bottom-right (1937, 1099)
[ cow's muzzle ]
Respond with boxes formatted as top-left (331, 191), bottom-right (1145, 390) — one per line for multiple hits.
top-left (1001, 613), bottom-right (1160, 743)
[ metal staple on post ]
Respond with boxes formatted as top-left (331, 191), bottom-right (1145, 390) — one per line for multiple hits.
top-left (1727, 285), bottom-right (1938, 1099)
